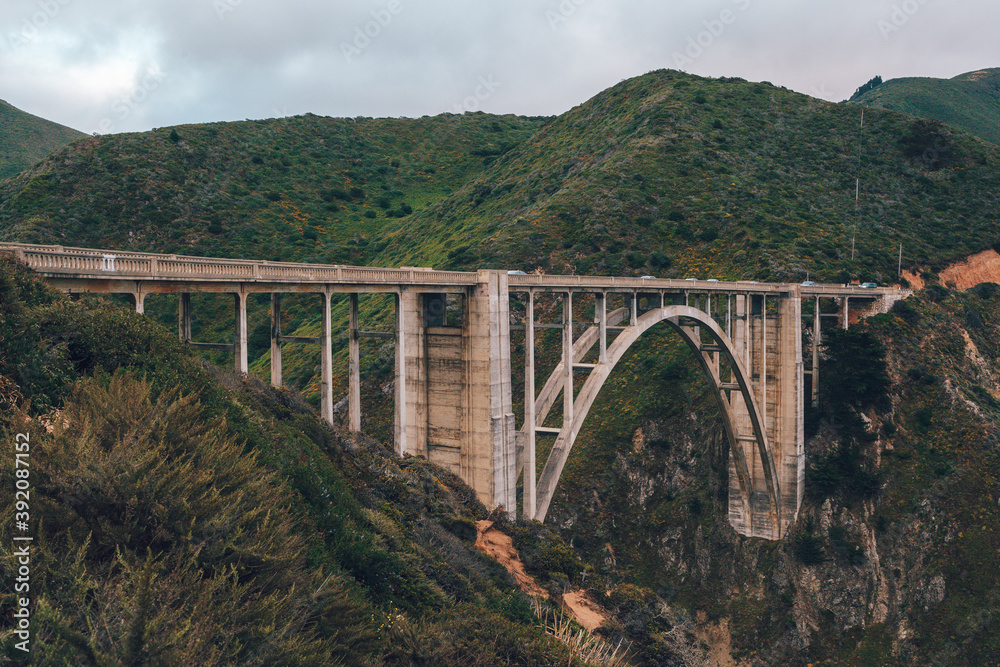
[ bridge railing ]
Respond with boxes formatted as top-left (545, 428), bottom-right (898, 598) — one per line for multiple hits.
top-left (0, 242), bottom-right (476, 286)
top-left (0, 242), bottom-right (912, 297)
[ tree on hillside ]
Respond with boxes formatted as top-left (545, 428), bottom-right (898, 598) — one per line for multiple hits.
top-left (849, 76), bottom-right (883, 101)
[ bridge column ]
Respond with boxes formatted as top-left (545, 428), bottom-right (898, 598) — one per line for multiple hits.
top-left (234, 292), bottom-right (248, 375)
top-left (178, 293), bottom-right (192, 343)
top-left (775, 290), bottom-right (805, 536)
top-left (131, 291), bottom-right (146, 314)
top-left (563, 292), bottom-right (574, 426)
top-left (811, 296), bottom-right (820, 408)
top-left (467, 271), bottom-right (515, 512)
top-left (398, 289), bottom-right (424, 457)
top-left (271, 294), bottom-right (282, 387)
top-left (349, 293), bottom-right (361, 431)
top-left (523, 290), bottom-right (537, 519)
top-left (321, 292), bottom-right (333, 424)
top-left (728, 288), bottom-right (804, 539)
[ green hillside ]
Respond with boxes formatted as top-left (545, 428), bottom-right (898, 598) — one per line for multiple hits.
top-left (375, 71), bottom-right (1000, 285)
top-left (850, 68), bottom-right (1000, 146)
top-left (3, 69), bottom-right (1000, 663)
top-left (0, 100), bottom-right (86, 180)
top-left (0, 112), bottom-right (548, 264)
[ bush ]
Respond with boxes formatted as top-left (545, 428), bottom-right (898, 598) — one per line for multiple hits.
top-left (821, 328), bottom-right (890, 410)
top-left (793, 519), bottom-right (825, 565)
top-left (890, 298), bottom-right (920, 325)
top-left (1, 373), bottom-right (379, 665)
top-left (808, 440), bottom-right (880, 500)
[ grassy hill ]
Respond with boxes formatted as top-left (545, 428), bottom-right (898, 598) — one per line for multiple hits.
top-left (0, 112), bottom-right (548, 265)
top-left (0, 100), bottom-right (86, 180)
top-left (3, 69), bottom-right (1000, 663)
top-left (374, 71), bottom-right (1000, 285)
top-left (850, 68), bottom-right (1000, 146)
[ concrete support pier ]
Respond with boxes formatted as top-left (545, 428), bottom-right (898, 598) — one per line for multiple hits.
top-left (399, 271), bottom-right (516, 512)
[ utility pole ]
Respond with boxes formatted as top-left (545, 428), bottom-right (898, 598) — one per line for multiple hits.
top-left (851, 110), bottom-right (864, 261)
top-left (898, 243), bottom-right (903, 277)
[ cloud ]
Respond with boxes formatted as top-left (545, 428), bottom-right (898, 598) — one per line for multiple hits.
top-left (0, 0), bottom-right (996, 133)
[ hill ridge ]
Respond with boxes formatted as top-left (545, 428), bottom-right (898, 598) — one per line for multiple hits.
top-left (0, 99), bottom-right (86, 180)
top-left (850, 67), bottom-right (1000, 146)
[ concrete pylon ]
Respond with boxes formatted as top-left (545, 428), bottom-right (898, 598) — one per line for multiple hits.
top-left (399, 272), bottom-right (515, 513)
top-left (728, 287), bottom-right (804, 539)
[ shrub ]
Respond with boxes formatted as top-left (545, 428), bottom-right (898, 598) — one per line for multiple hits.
top-left (1, 373), bottom-right (379, 665)
top-left (807, 440), bottom-right (880, 500)
top-left (821, 328), bottom-right (890, 410)
top-left (793, 519), bottom-right (825, 565)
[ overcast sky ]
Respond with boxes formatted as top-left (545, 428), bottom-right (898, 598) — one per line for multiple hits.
top-left (1, 0), bottom-right (996, 135)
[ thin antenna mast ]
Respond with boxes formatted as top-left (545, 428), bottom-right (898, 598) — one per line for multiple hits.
top-left (851, 110), bottom-right (864, 261)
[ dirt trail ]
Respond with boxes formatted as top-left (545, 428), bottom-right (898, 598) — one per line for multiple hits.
top-left (475, 520), bottom-right (548, 597)
top-left (475, 520), bottom-right (610, 631)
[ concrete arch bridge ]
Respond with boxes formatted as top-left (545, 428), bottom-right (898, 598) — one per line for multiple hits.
top-left (1, 243), bottom-right (908, 540)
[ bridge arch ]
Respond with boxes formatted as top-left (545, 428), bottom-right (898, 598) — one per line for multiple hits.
top-left (528, 305), bottom-right (781, 534)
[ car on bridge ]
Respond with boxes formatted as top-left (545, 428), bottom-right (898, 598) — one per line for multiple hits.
top-left (860, 282), bottom-right (878, 289)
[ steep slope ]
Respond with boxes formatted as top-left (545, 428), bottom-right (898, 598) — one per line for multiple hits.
top-left (851, 68), bottom-right (1000, 146)
top-left (0, 99), bottom-right (85, 180)
top-left (376, 70), bottom-right (1000, 286)
top-left (0, 255), bottom-right (604, 666)
top-left (542, 285), bottom-right (1000, 665)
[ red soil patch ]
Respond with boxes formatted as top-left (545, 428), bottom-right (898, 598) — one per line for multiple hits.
top-left (561, 589), bottom-right (609, 633)
top-left (475, 520), bottom-right (548, 597)
top-left (938, 249), bottom-right (1000, 290)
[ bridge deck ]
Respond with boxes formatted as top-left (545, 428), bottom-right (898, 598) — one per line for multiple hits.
top-left (0, 242), bottom-right (909, 298)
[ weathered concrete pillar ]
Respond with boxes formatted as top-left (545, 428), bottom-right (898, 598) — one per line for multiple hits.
top-left (563, 292), bottom-right (574, 426)
top-left (271, 293), bottom-right (282, 387)
top-left (348, 293), bottom-right (361, 432)
top-left (523, 290), bottom-right (537, 519)
top-left (775, 288), bottom-right (805, 536)
top-left (131, 292), bottom-right (146, 314)
top-left (396, 290), bottom-right (417, 455)
top-left (728, 294), bottom-right (752, 535)
top-left (178, 293), bottom-right (192, 343)
top-left (399, 289), bottom-right (424, 457)
top-left (321, 292), bottom-right (333, 424)
top-left (234, 292), bottom-right (248, 375)
top-left (728, 288), bottom-right (804, 539)
top-left (466, 271), bottom-right (515, 512)
top-left (812, 296), bottom-right (820, 408)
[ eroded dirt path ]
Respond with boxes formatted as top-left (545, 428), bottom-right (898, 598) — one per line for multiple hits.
top-left (475, 520), bottom-right (611, 632)
top-left (475, 520), bottom-right (548, 597)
